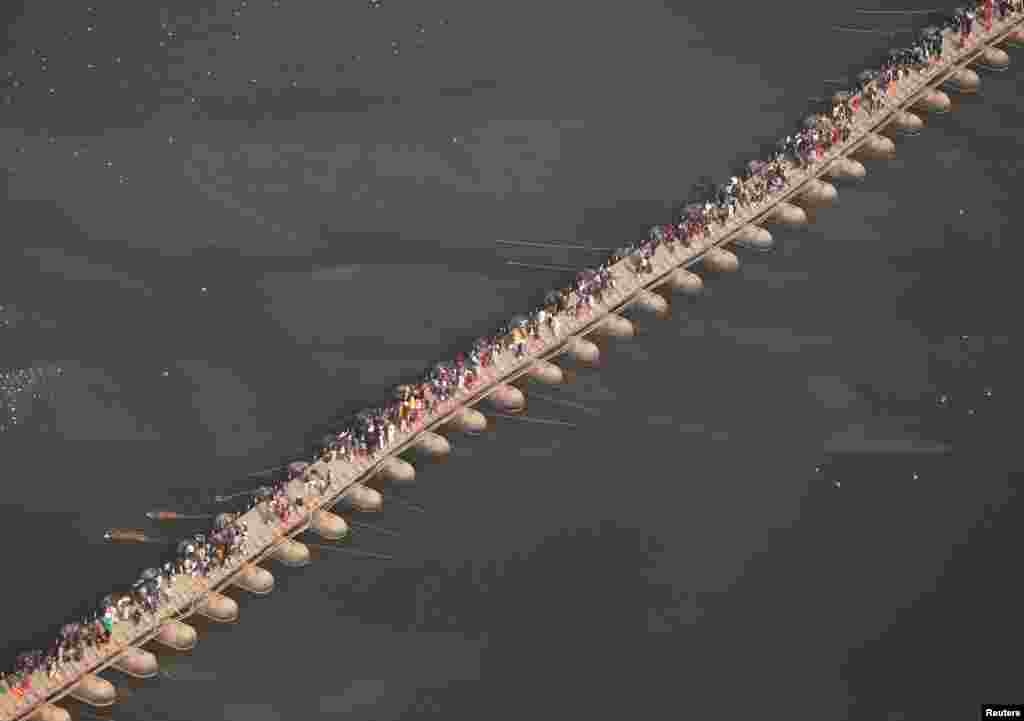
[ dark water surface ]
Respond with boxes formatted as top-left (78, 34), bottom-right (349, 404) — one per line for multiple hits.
top-left (2, 2), bottom-right (1021, 720)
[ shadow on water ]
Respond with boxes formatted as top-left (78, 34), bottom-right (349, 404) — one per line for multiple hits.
top-left (304, 521), bottom-right (697, 717)
top-left (317, 520), bottom-right (687, 635)
top-left (387, 455), bottom-right (1022, 721)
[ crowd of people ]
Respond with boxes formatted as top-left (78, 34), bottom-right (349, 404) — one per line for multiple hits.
top-left (1, 1), bottom-right (1019, 709)
top-left (1, 515), bottom-right (252, 699)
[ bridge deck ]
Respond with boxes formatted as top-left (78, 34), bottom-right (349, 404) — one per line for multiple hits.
top-left (3, 11), bottom-right (1022, 721)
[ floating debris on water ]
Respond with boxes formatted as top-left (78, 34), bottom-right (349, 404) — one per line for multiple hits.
top-left (1, 363), bottom-right (62, 433)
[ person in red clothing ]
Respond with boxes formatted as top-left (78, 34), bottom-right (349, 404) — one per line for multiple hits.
top-left (7, 672), bottom-right (28, 699)
top-left (981, 0), bottom-right (994, 30)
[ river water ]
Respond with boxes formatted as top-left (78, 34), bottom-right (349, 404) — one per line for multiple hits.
top-left (1, 2), bottom-right (1021, 720)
